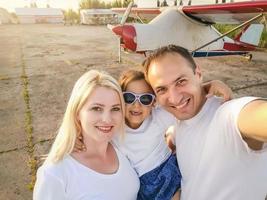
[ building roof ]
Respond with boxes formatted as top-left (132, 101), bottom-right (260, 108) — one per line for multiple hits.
top-left (15, 8), bottom-right (63, 16)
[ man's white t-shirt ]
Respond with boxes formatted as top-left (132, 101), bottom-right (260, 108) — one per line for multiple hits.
top-left (113, 106), bottom-right (176, 177)
top-left (175, 96), bottom-right (267, 200)
top-left (33, 147), bottom-right (140, 200)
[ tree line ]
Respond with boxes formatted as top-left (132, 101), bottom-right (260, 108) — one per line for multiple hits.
top-left (64, 0), bottom-right (132, 24)
top-left (79, 0), bottom-right (132, 9)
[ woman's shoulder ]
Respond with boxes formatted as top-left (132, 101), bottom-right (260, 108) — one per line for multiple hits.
top-left (37, 156), bottom-right (72, 180)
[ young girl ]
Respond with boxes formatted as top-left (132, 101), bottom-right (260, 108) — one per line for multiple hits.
top-left (115, 69), bottom-right (181, 200)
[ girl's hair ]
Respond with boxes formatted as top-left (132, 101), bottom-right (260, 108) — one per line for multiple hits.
top-left (118, 69), bottom-right (154, 93)
top-left (46, 70), bottom-right (125, 163)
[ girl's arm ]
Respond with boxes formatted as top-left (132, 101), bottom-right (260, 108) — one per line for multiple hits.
top-left (203, 80), bottom-right (233, 102)
top-left (165, 125), bottom-right (176, 153)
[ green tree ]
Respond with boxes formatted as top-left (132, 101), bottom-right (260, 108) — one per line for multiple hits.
top-left (79, 0), bottom-right (107, 9)
top-left (79, 0), bottom-right (132, 9)
top-left (30, 2), bottom-right (38, 8)
top-left (63, 9), bottom-right (80, 24)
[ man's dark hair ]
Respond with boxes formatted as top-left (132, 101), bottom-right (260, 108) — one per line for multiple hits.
top-left (142, 45), bottom-right (197, 82)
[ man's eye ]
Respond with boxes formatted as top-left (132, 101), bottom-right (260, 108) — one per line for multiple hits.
top-left (156, 88), bottom-right (166, 95)
top-left (176, 79), bottom-right (186, 86)
top-left (90, 107), bottom-right (102, 112)
top-left (112, 107), bottom-right (121, 112)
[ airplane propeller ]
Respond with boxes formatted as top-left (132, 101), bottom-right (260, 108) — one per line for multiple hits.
top-left (107, 1), bottom-right (134, 63)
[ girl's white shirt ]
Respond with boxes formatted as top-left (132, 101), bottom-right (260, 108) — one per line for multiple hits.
top-left (113, 106), bottom-right (177, 177)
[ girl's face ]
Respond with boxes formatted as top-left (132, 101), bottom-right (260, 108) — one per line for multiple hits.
top-left (124, 79), bottom-right (155, 129)
top-left (78, 86), bottom-right (123, 144)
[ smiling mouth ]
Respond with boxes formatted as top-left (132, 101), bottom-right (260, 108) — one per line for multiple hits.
top-left (96, 126), bottom-right (113, 133)
top-left (130, 111), bottom-right (142, 116)
top-left (171, 98), bottom-right (190, 110)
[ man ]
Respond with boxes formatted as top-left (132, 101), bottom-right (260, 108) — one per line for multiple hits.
top-left (142, 45), bottom-right (267, 200)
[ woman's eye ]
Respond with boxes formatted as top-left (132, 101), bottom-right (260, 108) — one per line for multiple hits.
top-left (90, 107), bottom-right (102, 112)
top-left (112, 107), bottom-right (121, 112)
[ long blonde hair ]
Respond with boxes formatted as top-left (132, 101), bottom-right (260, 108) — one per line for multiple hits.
top-left (46, 70), bottom-right (125, 163)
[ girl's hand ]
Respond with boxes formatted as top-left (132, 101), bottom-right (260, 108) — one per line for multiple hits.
top-left (73, 135), bottom-right (86, 153)
top-left (165, 125), bottom-right (176, 153)
top-left (203, 80), bottom-right (233, 103)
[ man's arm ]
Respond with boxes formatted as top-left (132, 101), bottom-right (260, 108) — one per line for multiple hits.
top-left (238, 100), bottom-right (267, 147)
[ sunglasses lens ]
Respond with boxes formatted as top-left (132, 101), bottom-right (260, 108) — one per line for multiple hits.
top-left (123, 93), bottom-right (136, 104)
top-left (140, 94), bottom-right (154, 105)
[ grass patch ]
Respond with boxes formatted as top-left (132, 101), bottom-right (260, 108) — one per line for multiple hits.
top-left (20, 55), bottom-right (37, 191)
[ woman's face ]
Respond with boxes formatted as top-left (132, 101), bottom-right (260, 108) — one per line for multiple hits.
top-left (124, 79), bottom-right (155, 129)
top-left (78, 86), bottom-right (123, 143)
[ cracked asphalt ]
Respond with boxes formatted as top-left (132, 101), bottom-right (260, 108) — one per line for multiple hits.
top-left (0, 24), bottom-right (266, 200)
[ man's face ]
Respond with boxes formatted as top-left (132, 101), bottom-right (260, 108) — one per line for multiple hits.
top-left (147, 53), bottom-right (206, 120)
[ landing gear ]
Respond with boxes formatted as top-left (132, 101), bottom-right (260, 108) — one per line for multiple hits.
top-left (244, 53), bottom-right (252, 61)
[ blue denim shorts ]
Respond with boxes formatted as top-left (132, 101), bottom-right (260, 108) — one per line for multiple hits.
top-left (137, 154), bottom-right (181, 200)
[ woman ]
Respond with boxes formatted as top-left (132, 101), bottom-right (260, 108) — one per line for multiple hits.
top-left (33, 70), bottom-right (140, 200)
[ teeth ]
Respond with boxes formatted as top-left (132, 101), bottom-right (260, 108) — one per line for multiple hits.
top-left (97, 126), bottom-right (112, 132)
top-left (175, 98), bottom-right (189, 109)
top-left (130, 111), bottom-right (141, 116)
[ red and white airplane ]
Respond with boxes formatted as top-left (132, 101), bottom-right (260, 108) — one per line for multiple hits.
top-left (108, 1), bottom-right (267, 60)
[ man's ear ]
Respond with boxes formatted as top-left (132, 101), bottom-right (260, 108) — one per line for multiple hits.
top-left (195, 65), bottom-right (203, 81)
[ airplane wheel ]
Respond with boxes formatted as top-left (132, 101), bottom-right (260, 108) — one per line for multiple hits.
top-left (244, 53), bottom-right (252, 61)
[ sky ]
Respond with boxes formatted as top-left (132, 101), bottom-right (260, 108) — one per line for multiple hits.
top-left (0, 0), bottom-right (247, 12)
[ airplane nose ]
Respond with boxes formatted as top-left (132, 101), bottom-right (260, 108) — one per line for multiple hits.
top-left (112, 25), bottom-right (137, 51)
top-left (112, 25), bottom-right (123, 36)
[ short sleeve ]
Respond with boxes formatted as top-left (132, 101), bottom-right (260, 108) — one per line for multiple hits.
top-left (33, 166), bottom-right (67, 200)
top-left (215, 97), bottom-right (267, 154)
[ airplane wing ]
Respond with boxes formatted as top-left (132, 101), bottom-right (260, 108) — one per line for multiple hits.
top-left (109, 1), bottom-right (267, 59)
top-left (181, 1), bottom-right (267, 24)
top-left (112, 1), bottom-right (267, 24)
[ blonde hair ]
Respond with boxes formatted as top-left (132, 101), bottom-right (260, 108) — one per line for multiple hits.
top-left (46, 70), bottom-right (125, 163)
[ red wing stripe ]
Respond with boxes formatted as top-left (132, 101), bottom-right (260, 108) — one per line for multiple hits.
top-left (182, 1), bottom-right (267, 14)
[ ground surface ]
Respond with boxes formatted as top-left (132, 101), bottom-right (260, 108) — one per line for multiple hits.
top-left (0, 24), bottom-right (266, 200)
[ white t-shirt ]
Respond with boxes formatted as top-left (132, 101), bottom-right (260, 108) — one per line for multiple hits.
top-left (33, 147), bottom-right (140, 200)
top-left (175, 96), bottom-right (267, 200)
top-left (113, 106), bottom-right (176, 177)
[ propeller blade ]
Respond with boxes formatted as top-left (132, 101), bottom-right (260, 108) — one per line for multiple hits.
top-left (120, 1), bottom-right (133, 25)
top-left (118, 37), bottom-right (121, 63)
